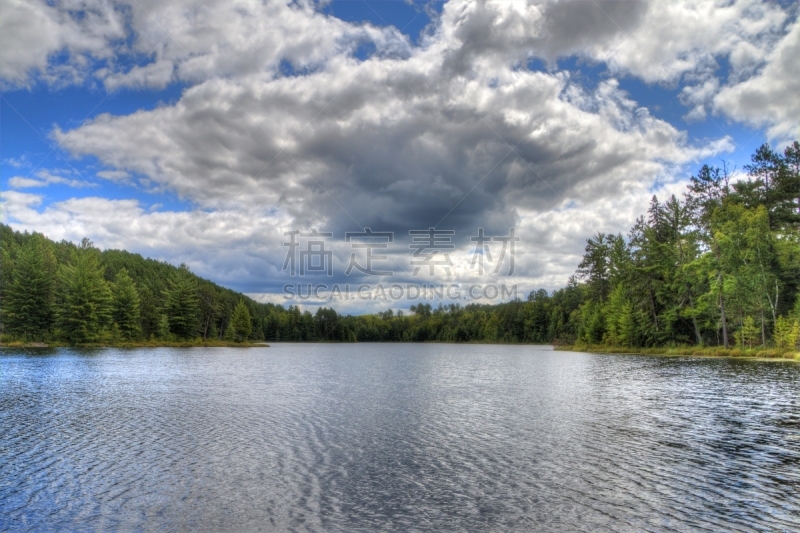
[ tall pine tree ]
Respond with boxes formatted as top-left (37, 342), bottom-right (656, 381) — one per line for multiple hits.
top-left (226, 299), bottom-right (252, 342)
top-left (56, 239), bottom-right (112, 344)
top-left (162, 265), bottom-right (200, 339)
top-left (2, 234), bottom-right (56, 339)
top-left (111, 268), bottom-right (141, 340)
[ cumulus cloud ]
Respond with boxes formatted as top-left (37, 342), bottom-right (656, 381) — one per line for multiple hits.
top-left (7, 169), bottom-right (86, 189)
top-left (587, 0), bottom-right (789, 83)
top-left (0, 191), bottom-right (297, 290)
top-left (714, 20), bottom-right (800, 141)
top-left (96, 169), bottom-right (131, 182)
top-left (53, 13), bottom-right (732, 243)
top-left (1, 0), bottom-right (795, 307)
top-left (0, 0), bottom-right (126, 87)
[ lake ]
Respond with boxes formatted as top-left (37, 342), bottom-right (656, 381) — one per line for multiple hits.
top-left (1, 344), bottom-right (799, 531)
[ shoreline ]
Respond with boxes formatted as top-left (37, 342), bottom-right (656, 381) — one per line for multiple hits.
top-left (0, 340), bottom-right (270, 349)
top-left (1, 341), bottom-right (798, 361)
top-left (558, 344), bottom-right (800, 361)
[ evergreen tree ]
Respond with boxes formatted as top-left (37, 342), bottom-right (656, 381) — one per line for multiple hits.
top-left (156, 314), bottom-right (171, 340)
top-left (2, 235), bottom-right (56, 339)
top-left (577, 233), bottom-right (613, 301)
top-left (111, 268), bottom-right (141, 340)
top-left (735, 317), bottom-right (760, 350)
top-left (227, 299), bottom-right (253, 342)
top-left (223, 320), bottom-right (236, 341)
top-left (773, 315), bottom-right (799, 351)
top-left (56, 239), bottom-right (113, 344)
top-left (198, 284), bottom-right (221, 340)
top-left (162, 265), bottom-right (200, 339)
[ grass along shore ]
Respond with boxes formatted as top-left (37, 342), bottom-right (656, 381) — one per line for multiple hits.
top-left (558, 343), bottom-right (800, 360)
top-left (0, 339), bottom-right (269, 349)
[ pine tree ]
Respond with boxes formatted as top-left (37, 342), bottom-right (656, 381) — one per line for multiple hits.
top-left (156, 314), bottom-right (171, 340)
top-left (2, 235), bottom-right (56, 339)
top-left (56, 239), bottom-right (112, 344)
top-left (162, 265), bottom-right (200, 339)
top-left (773, 315), bottom-right (799, 351)
top-left (227, 299), bottom-right (252, 342)
top-left (111, 268), bottom-right (141, 340)
top-left (223, 320), bottom-right (235, 342)
top-left (735, 316), bottom-right (760, 350)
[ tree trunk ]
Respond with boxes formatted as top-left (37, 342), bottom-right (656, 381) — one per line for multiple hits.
top-left (760, 309), bottom-right (766, 347)
top-left (719, 279), bottom-right (729, 349)
top-left (688, 292), bottom-right (702, 346)
top-left (649, 285), bottom-right (659, 331)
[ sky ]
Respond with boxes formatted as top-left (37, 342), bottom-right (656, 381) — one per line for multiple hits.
top-left (1, 0), bottom-right (799, 314)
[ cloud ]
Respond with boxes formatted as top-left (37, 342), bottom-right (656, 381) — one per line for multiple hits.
top-left (680, 78), bottom-right (721, 122)
top-left (96, 169), bottom-right (131, 182)
top-left (0, 0), bottom-right (126, 88)
top-left (53, 35), bottom-right (731, 245)
top-left (0, 192), bottom-right (297, 290)
top-left (7, 170), bottom-right (86, 189)
top-left (586, 0), bottom-right (789, 84)
top-left (1, 0), bottom-right (794, 308)
top-left (102, 60), bottom-right (175, 91)
top-left (714, 19), bottom-right (800, 141)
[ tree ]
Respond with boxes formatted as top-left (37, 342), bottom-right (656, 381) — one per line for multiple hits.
top-left (56, 239), bottom-right (113, 344)
top-left (773, 315), bottom-right (799, 351)
top-left (2, 234), bottom-right (56, 339)
top-left (712, 204), bottom-right (777, 347)
top-left (156, 314), bottom-right (171, 340)
top-left (577, 233), bottom-right (614, 301)
top-left (198, 284), bottom-right (221, 340)
top-left (111, 268), bottom-right (141, 340)
top-left (162, 265), bottom-right (200, 339)
top-left (226, 299), bottom-right (253, 342)
top-left (735, 316), bottom-right (760, 350)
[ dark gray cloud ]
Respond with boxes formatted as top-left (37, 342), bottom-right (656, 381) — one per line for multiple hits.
top-left (3, 0), bottom-right (797, 309)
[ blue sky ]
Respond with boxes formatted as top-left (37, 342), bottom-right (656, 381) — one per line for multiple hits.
top-left (1, 0), bottom-right (798, 312)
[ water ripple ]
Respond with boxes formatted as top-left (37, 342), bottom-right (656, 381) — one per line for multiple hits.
top-left (1, 345), bottom-right (799, 531)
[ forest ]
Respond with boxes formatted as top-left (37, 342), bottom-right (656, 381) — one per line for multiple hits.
top-left (1, 142), bottom-right (799, 352)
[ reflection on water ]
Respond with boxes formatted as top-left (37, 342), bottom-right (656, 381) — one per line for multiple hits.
top-left (1, 344), bottom-right (799, 531)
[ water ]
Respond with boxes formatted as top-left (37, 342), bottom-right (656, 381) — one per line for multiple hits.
top-left (1, 344), bottom-right (799, 532)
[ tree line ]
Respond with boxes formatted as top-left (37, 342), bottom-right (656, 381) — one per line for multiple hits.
top-left (568, 142), bottom-right (800, 350)
top-left (1, 143), bottom-right (798, 350)
top-left (1, 230), bottom-right (256, 343)
top-left (1, 227), bottom-right (579, 345)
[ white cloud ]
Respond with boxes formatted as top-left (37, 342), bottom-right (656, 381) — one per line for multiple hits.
top-left (680, 78), bottom-right (721, 122)
top-left (714, 19), bottom-right (800, 141)
top-left (7, 169), bottom-right (86, 189)
top-left (96, 169), bottom-right (131, 182)
top-left (0, 192), bottom-right (298, 290)
top-left (7, 177), bottom-right (48, 189)
top-left (0, 0), bottom-right (126, 88)
top-left (587, 0), bottom-right (789, 83)
top-left (1, 0), bottom-right (794, 303)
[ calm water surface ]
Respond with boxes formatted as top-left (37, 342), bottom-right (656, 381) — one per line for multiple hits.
top-left (1, 344), bottom-right (799, 532)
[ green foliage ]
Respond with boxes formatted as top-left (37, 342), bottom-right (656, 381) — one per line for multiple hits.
top-left (734, 317), bottom-right (760, 350)
top-left (156, 314), bottom-right (171, 340)
top-left (56, 239), bottom-right (113, 343)
top-left (773, 316), bottom-right (799, 350)
top-left (0, 225), bottom-right (272, 345)
top-left (111, 268), bottom-right (141, 340)
top-left (1, 234), bottom-right (56, 339)
top-left (227, 299), bottom-right (253, 342)
top-left (161, 266), bottom-right (200, 339)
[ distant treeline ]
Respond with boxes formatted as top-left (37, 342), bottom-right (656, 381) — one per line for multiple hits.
top-left (0, 226), bottom-right (264, 344)
top-left (2, 142), bottom-right (799, 349)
